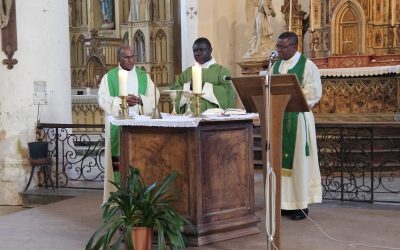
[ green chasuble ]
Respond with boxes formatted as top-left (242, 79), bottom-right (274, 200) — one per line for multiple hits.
top-left (273, 54), bottom-right (310, 176)
top-left (170, 64), bottom-right (236, 114)
top-left (107, 67), bottom-right (148, 157)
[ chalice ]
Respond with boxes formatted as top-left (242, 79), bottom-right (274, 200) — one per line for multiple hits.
top-left (182, 91), bottom-right (194, 116)
top-left (162, 90), bottom-right (181, 115)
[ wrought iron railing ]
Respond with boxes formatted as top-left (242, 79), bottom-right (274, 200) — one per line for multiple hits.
top-left (38, 122), bottom-right (400, 203)
top-left (316, 123), bottom-right (400, 203)
top-left (38, 123), bottom-right (105, 189)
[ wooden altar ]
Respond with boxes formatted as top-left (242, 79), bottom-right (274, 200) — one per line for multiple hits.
top-left (119, 119), bottom-right (260, 246)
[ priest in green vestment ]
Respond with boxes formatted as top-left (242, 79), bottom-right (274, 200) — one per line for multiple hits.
top-left (272, 32), bottom-right (322, 220)
top-left (170, 37), bottom-right (236, 113)
top-left (98, 46), bottom-right (160, 203)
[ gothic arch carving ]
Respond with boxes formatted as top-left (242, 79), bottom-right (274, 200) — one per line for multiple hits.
top-left (122, 32), bottom-right (129, 45)
top-left (151, 29), bottom-right (167, 63)
top-left (133, 30), bottom-right (146, 62)
top-left (86, 56), bottom-right (105, 88)
top-left (331, 0), bottom-right (366, 55)
top-left (77, 35), bottom-right (86, 66)
top-left (70, 36), bottom-right (76, 67)
top-left (151, 65), bottom-right (168, 85)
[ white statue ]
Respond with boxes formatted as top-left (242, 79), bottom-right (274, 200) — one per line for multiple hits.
top-left (0, 0), bottom-right (12, 28)
top-left (245, 0), bottom-right (276, 58)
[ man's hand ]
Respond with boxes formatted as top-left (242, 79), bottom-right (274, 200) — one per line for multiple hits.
top-left (127, 94), bottom-right (143, 106)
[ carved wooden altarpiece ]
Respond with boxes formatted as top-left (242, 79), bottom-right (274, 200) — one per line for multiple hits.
top-left (1, 0), bottom-right (17, 69)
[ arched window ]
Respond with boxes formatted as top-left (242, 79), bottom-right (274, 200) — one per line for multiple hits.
top-left (133, 30), bottom-right (145, 62)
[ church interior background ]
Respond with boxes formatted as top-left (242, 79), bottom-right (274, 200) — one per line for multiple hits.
top-left (0, 0), bottom-right (399, 205)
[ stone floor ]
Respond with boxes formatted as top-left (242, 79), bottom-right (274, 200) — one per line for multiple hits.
top-left (1, 176), bottom-right (400, 250)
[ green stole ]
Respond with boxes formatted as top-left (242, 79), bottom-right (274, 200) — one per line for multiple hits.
top-left (107, 67), bottom-right (148, 157)
top-left (273, 54), bottom-right (309, 176)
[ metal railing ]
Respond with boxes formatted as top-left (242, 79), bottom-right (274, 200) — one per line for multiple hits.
top-left (38, 123), bottom-right (105, 189)
top-left (316, 123), bottom-right (400, 203)
top-left (38, 122), bottom-right (400, 203)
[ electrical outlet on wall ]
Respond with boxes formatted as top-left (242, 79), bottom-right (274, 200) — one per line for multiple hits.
top-left (33, 81), bottom-right (48, 105)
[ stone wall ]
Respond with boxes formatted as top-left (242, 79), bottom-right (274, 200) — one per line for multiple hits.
top-left (0, 1), bottom-right (71, 205)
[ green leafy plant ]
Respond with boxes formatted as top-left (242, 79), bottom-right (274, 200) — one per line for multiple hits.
top-left (86, 167), bottom-right (191, 250)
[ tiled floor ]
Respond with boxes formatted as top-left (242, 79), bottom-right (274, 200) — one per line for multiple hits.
top-left (0, 175), bottom-right (400, 250)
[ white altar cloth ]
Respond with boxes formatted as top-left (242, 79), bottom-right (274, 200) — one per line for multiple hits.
top-left (319, 65), bottom-right (400, 77)
top-left (108, 113), bottom-right (259, 128)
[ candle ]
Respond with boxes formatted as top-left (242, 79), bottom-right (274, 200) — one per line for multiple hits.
top-left (192, 64), bottom-right (202, 94)
top-left (310, 1), bottom-right (314, 31)
top-left (118, 70), bottom-right (128, 96)
top-left (392, 0), bottom-right (396, 26)
top-left (289, 0), bottom-right (292, 31)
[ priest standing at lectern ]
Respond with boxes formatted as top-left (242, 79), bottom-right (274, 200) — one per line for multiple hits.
top-left (98, 46), bottom-right (160, 204)
top-left (272, 32), bottom-right (322, 220)
top-left (170, 37), bottom-right (236, 113)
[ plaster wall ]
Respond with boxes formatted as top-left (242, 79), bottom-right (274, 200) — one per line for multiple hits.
top-left (181, 0), bottom-right (289, 76)
top-left (0, 0), bottom-right (71, 204)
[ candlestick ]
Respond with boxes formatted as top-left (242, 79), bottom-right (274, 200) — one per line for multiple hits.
top-left (116, 96), bottom-right (133, 119)
top-left (192, 93), bottom-right (205, 117)
top-left (118, 70), bottom-right (128, 96)
top-left (192, 64), bottom-right (202, 94)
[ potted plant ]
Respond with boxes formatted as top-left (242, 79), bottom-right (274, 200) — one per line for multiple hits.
top-left (86, 167), bottom-right (191, 250)
top-left (27, 103), bottom-right (48, 159)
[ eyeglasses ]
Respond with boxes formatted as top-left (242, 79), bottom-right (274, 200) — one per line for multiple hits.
top-left (275, 44), bottom-right (295, 49)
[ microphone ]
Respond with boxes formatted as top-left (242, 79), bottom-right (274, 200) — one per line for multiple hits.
top-left (222, 75), bottom-right (231, 81)
top-left (269, 51), bottom-right (278, 60)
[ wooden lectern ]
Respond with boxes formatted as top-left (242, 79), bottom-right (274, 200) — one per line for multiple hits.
top-left (231, 74), bottom-right (309, 248)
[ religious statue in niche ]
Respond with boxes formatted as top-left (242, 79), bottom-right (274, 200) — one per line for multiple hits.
top-left (0, 0), bottom-right (12, 28)
top-left (100, 0), bottom-right (114, 29)
top-left (244, 0), bottom-right (276, 58)
top-left (244, 0), bottom-right (276, 57)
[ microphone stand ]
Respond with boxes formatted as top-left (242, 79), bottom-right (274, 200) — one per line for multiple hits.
top-left (264, 55), bottom-right (276, 250)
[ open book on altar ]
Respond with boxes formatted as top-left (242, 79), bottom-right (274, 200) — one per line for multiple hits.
top-left (202, 108), bottom-right (247, 116)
